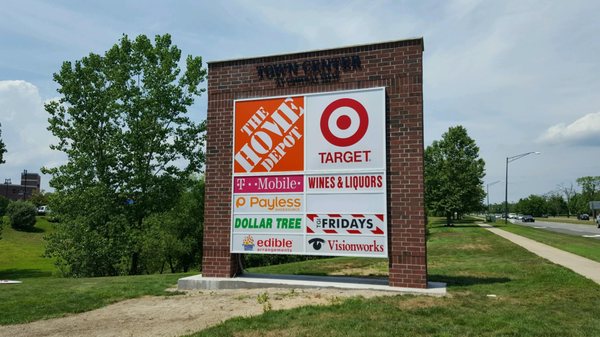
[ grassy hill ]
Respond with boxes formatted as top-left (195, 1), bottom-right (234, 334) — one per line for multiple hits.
top-left (0, 216), bottom-right (56, 279)
top-left (0, 217), bottom-right (189, 325)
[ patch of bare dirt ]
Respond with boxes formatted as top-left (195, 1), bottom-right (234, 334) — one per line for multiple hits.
top-left (0, 287), bottom-right (400, 337)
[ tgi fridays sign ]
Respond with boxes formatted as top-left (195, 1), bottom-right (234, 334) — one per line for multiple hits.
top-left (231, 88), bottom-right (387, 258)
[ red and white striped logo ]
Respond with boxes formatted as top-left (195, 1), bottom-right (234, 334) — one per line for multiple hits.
top-left (306, 214), bottom-right (385, 235)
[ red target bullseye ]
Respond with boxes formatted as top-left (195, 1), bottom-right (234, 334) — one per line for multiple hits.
top-left (320, 98), bottom-right (369, 147)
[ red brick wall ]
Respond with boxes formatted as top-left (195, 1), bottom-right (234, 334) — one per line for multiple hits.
top-left (202, 39), bottom-right (426, 288)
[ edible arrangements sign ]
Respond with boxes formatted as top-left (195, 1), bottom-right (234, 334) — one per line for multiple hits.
top-left (231, 88), bottom-right (387, 258)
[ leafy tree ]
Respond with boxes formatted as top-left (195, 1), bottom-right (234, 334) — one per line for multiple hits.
top-left (545, 192), bottom-right (567, 216)
top-left (0, 195), bottom-right (9, 216)
top-left (43, 34), bottom-right (206, 276)
top-left (514, 194), bottom-right (547, 217)
top-left (576, 176), bottom-right (600, 207)
top-left (0, 195), bottom-right (8, 240)
top-left (0, 122), bottom-right (6, 165)
top-left (140, 177), bottom-right (205, 273)
top-left (558, 183), bottom-right (577, 217)
top-left (29, 190), bottom-right (50, 208)
top-left (425, 126), bottom-right (486, 225)
top-left (7, 201), bottom-right (37, 231)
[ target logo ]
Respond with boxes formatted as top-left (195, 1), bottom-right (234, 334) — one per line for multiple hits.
top-left (305, 88), bottom-right (385, 171)
top-left (320, 98), bottom-right (369, 147)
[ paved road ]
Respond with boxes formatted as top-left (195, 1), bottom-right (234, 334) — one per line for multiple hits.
top-left (509, 219), bottom-right (600, 239)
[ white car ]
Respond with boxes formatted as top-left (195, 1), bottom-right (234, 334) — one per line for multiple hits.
top-left (37, 205), bottom-right (49, 215)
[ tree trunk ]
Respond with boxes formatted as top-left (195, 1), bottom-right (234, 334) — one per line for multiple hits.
top-left (446, 213), bottom-right (453, 226)
top-left (130, 251), bottom-right (140, 275)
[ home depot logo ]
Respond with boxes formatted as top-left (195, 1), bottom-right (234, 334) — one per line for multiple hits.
top-left (234, 97), bottom-right (304, 173)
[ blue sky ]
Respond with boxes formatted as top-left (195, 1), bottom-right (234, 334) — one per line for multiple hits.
top-left (0, 0), bottom-right (599, 204)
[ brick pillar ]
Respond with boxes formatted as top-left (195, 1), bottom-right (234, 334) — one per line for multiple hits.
top-left (386, 45), bottom-right (427, 288)
top-left (201, 91), bottom-right (241, 277)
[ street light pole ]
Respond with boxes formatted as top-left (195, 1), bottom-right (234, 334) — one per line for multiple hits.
top-left (487, 180), bottom-right (501, 214)
top-left (22, 169), bottom-right (27, 200)
top-left (504, 152), bottom-right (541, 224)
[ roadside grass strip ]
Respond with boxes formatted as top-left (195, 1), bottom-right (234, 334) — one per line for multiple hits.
top-left (497, 223), bottom-right (600, 263)
top-left (190, 221), bottom-right (600, 337)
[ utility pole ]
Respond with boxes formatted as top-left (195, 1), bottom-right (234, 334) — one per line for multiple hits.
top-left (22, 169), bottom-right (27, 200)
top-left (504, 152), bottom-right (540, 224)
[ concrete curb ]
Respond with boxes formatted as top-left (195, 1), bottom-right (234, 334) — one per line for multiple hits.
top-left (178, 273), bottom-right (446, 296)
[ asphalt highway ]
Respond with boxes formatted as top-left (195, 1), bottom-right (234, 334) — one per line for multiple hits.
top-left (509, 218), bottom-right (600, 240)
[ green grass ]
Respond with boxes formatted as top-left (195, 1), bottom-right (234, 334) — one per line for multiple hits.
top-left (248, 256), bottom-right (388, 277)
top-left (0, 273), bottom-right (187, 325)
top-left (0, 217), bottom-right (191, 325)
top-left (0, 216), bottom-right (57, 277)
top-left (497, 222), bottom-right (600, 262)
top-left (190, 218), bottom-right (600, 337)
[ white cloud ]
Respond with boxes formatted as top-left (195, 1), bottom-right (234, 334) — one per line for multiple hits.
top-left (0, 80), bottom-right (65, 190)
top-left (537, 112), bottom-right (600, 146)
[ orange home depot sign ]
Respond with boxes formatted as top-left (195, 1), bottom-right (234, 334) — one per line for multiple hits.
top-left (234, 97), bottom-right (305, 173)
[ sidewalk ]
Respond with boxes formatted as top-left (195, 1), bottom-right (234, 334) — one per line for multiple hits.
top-left (478, 223), bottom-right (600, 285)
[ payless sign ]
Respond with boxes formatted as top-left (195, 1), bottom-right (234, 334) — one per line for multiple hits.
top-left (231, 88), bottom-right (387, 257)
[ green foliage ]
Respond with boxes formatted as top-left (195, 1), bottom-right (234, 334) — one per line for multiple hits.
top-left (139, 177), bottom-right (205, 273)
top-left (425, 126), bottom-right (486, 224)
top-left (29, 190), bottom-right (49, 208)
top-left (0, 195), bottom-right (9, 216)
top-left (0, 122), bottom-right (6, 165)
top-left (244, 254), bottom-right (324, 269)
top-left (514, 194), bottom-right (548, 216)
top-left (6, 201), bottom-right (37, 231)
top-left (545, 192), bottom-right (567, 216)
top-left (576, 176), bottom-right (600, 201)
top-left (43, 34), bottom-right (207, 276)
top-left (256, 291), bottom-right (272, 312)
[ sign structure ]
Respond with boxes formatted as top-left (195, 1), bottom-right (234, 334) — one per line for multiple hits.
top-left (231, 88), bottom-right (387, 258)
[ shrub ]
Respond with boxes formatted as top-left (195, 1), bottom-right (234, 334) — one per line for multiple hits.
top-left (7, 201), bottom-right (37, 231)
top-left (0, 195), bottom-right (9, 216)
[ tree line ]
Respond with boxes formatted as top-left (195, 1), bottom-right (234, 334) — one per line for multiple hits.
top-left (488, 176), bottom-right (600, 217)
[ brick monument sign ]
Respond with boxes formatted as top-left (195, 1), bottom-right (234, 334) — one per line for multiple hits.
top-left (202, 38), bottom-right (426, 288)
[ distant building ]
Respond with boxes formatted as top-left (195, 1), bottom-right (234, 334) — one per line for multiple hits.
top-left (1, 172), bottom-right (40, 201)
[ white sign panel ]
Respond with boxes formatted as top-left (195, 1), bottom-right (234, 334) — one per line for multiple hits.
top-left (305, 88), bottom-right (385, 172)
top-left (231, 88), bottom-right (387, 257)
top-left (305, 194), bottom-right (386, 214)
